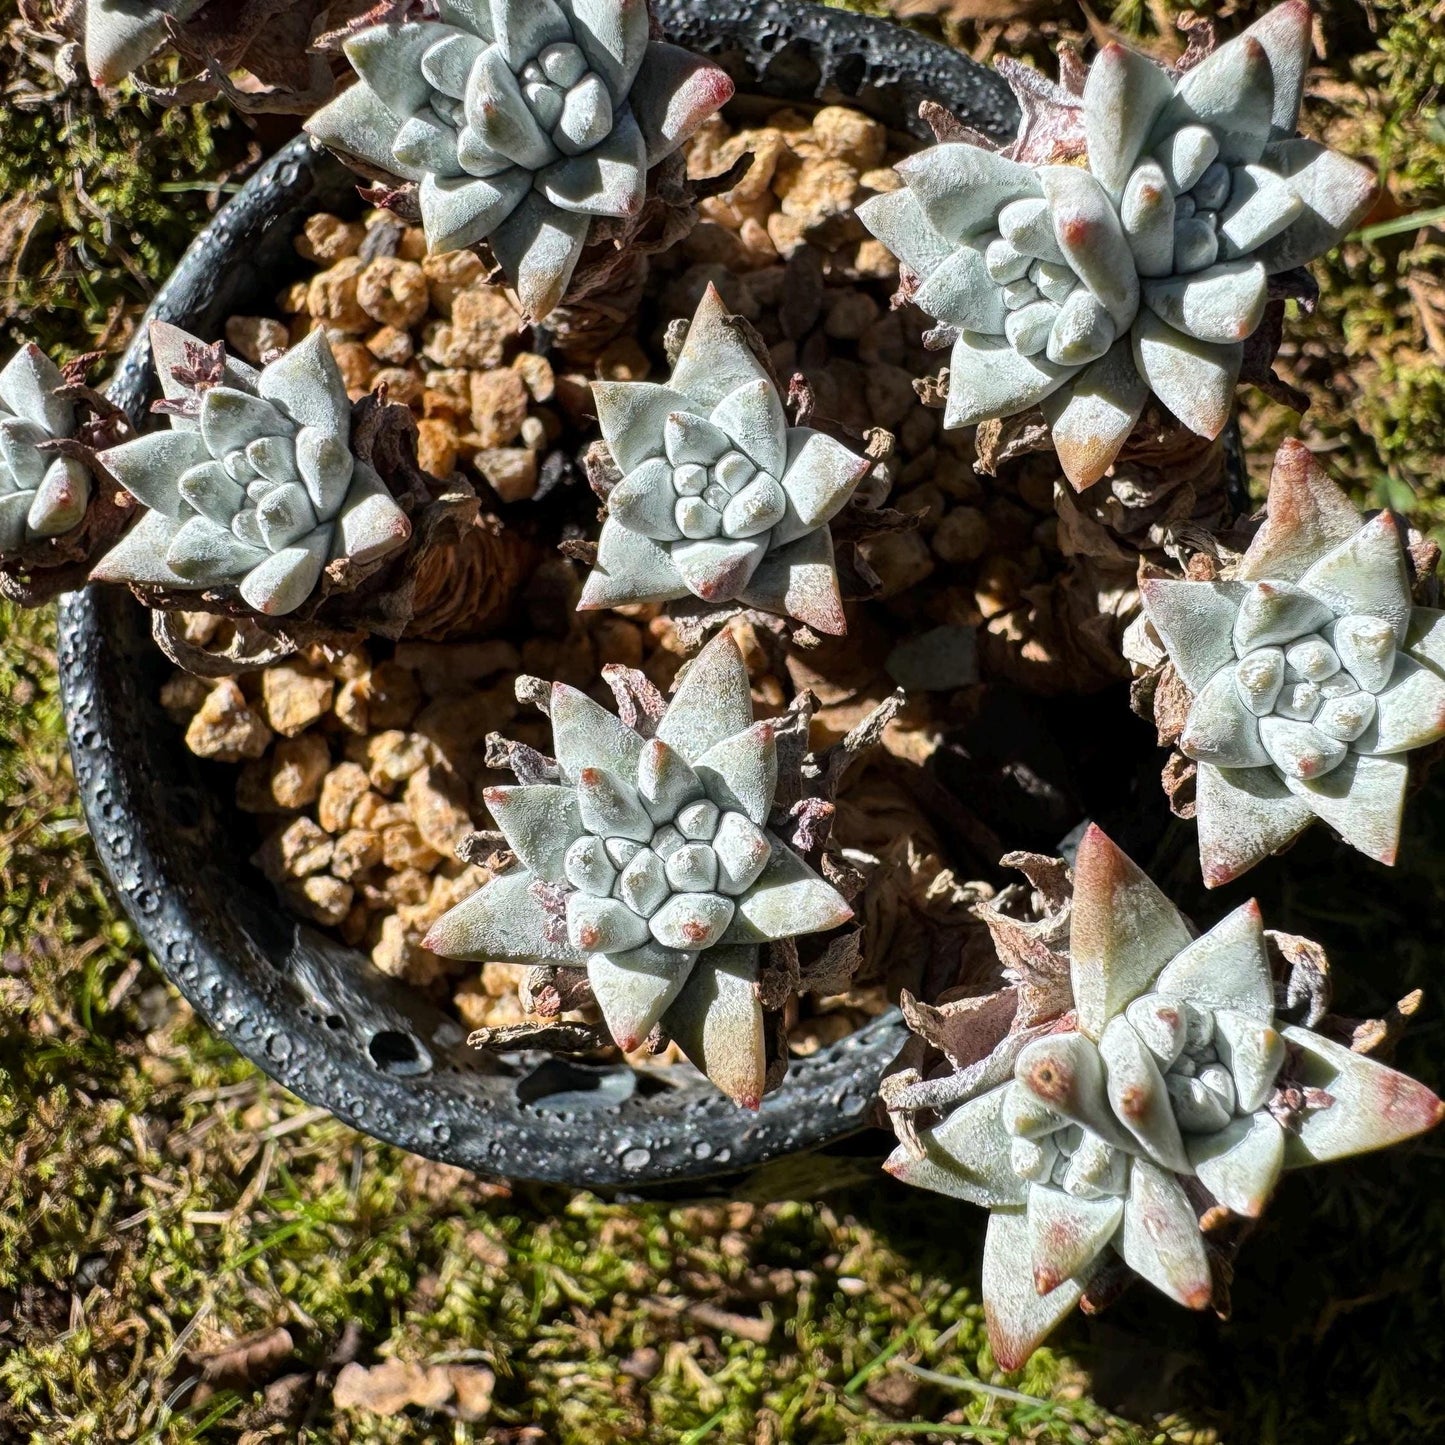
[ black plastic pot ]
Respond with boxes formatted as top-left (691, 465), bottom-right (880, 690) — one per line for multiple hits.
top-left (57, 1), bottom-right (1017, 1190)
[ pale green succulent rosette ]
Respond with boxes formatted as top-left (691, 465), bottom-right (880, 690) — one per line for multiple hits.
top-left (90, 323), bottom-right (411, 618)
top-left (1141, 439), bottom-right (1445, 886)
top-left (0, 345), bottom-right (92, 552)
top-left (886, 826), bottom-right (1444, 1371)
top-left (857, 1), bottom-right (1377, 490)
top-left (305, 0), bottom-right (735, 319)
top-left (579, 283), bottom-right (872, 635)
top-left (424, 631), bottom-right (854, 1107)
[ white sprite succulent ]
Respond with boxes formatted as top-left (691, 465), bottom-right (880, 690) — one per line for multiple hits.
top-left (1140, 439), bottom-right (1445, 886)
top-left (0, 346), bottom-right (91, 552)
top-left (305, 0), bottom-right (734, 319)
top-left (858, 2), bottom-right (1377, 489)
top-left (887, 826), bottom-right (1444, 1370)
top-left (580, 284), bottom-right (872, 634)
top-left (424, 631), bottom-right (854, 1106)
top-left (91, 323), bottom-right (410, 617)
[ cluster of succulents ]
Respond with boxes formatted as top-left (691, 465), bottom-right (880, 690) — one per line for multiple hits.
top-left (858, 1), bottom-right (1377, 489)
top-left (305, 0), bottom-right (734, 318)
top-left (90, 325), bottom-right (411, 616)
top-left (1139, 439), bottom-right (1445, 885)
top-left (886, 827), bottom-right (1444, 1368)
top-left (423, 631), bottom-right (853, 1105)
top-left (0, 345), bottom-right (92, 552)
top-left (18, 0), bottom-right (1445, 1378)
top-left (581, 284), bottom-right (872, 634)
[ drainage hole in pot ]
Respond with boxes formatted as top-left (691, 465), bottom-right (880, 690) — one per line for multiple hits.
top-left (368, 1028), bottom-right (432, 1077)
top-left (763, 39), bottom-right (820, 94)
top-left (516, 1059), bottom-right (637, 1113)
top-left (830, 52), bottom-right (866, 96)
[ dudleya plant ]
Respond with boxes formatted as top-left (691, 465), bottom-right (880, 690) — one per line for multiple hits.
top-left (857, 1), bottom-right (1377, 489)
top-left (886, 825), bottom-right (1443, 1370)
top-left (304, 0), bottom-right (734, 319)
top-left (0, 345), bottom-right (91, 552)
top-left (90, 323), bottom-right (410, 617)
top-left (579, 284), bottom-right (871, 634)
top-left (1140, 439), bottom-right (1445, 886)
top-left (423, 631), bottom-right (854, 1106)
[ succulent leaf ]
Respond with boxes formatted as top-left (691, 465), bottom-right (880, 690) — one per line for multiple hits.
top-left (582, 286), bottom-right (870, 631)
top-left (307, 0), bottom-right (733, 318)
top-left (83, 0), bottom-right (205, 86)
top-left (90, 325), bottom-right (408, 615)
top-left (1142, 443), bottom-right (1443, 881)
top-left (661, 944), bottom-right (765, 1109)
top-left (1119, 1158), bottom-right (1212, 1309)
top-left (859, 3), bottom-right (1377, 489)
top-left (426, 632), bottom-right (850, 1103)
top-left (982, 1209), bottom-right (1087, 1373)
top-left (1281, 1026), bottom-right (1445, 1165)
top-left (1068, 824), bottom-right (1193, 1039)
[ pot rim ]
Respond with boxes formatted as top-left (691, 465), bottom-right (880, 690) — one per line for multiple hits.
top-left (59, 0), bottom-right (1016, 1189)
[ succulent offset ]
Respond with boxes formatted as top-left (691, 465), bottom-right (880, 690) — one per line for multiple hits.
top-left (886, 825), bottom-right (1443, 1370)
top-left (90, 323), bottom-right (410, 617)
top-left (580, 284), bottom-right (870, 633)
top-left (1140, 439), bottom-right (1445, 885)
top-left (424, 631), bottom-right (854, 1105)
top-left (305, 0), bottom-right (734, 319)
top-left (0, 345), bottom-right (92, 551)
top-left (858, 2), bottom-right (1377, 489)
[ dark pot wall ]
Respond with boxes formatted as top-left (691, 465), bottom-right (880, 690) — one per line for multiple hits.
top-left (58, 1), bottom-right (1018, 1190)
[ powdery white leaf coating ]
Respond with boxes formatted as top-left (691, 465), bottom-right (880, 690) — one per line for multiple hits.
top-left (857, 2), bottom-right (1377, 490)
top-left (0, 344), bottom-right (91, 551)
top-left (885, 824), bottom-right (1442, 1370)
top-left (305, 0), bottom-right (733, 319)
top-left (90, 325), bottom-right (409, 615)
top-left (425, 631), bottom-right (851, 1105)
top-left (581, 284), bottom-right (872, 634)
top-left (1141, 440), bottom-right (1445, 884)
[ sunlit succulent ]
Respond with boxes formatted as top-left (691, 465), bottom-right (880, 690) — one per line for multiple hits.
top-left (82, 0), bottom-right (205, 85)
top-left (858, 2), bottom-right (1377, 489)
top-left (0, 345), bottom-right (91, 551)
top-left (887, 825), bottom-right (1443, 1370)
top-left (305, 0), bottom-right (734, 319)
top-left (1140, 439), bottom-right (1445, 886)
top-left (424, 631), bottom-right (854, 1106)
top-left (579, 284), bottom-right (869, 634)
top-left (90, 323), bottom-right (410, 617)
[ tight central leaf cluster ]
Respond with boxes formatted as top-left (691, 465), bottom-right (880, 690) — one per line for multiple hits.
top-left (0, 346), bottom-right (90, 551)
top-left (581, 284), bottom-right (870, 635)
top-left (91, 325), bottom-right (411, 617)
top-left (424, 632), bottom-right (853, 1106)
top-left (858, 1), bottom-right (1377, 489)
top-left (305, 0), bottom-right (734, 319)
top-left (888, 826), bottom-right (1444, 1369)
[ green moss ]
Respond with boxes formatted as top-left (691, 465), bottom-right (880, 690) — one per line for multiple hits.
top-left (0, 26), bottom-right (239, 359)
